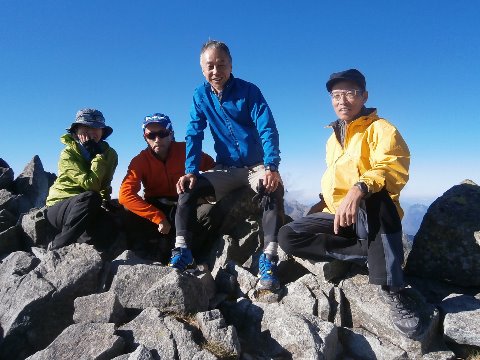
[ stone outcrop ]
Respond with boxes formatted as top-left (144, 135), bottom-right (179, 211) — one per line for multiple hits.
top-left (405, 183), bottom-right (480, 287)
top-left (0, 158), bottom-right (479, 359)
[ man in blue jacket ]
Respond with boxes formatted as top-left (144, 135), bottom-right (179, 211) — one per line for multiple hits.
top-left (172, 40), bottom-right (284, 291)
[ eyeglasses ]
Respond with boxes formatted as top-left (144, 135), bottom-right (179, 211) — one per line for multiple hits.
top-left (145, 130), bottom-right (171, 140)
top-left (329, 89), bottom-right (363, 101)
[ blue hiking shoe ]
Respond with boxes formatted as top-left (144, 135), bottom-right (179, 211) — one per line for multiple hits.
top-left (257, 253), bottom-right (280, 291)
top-left (168, 247), bottom-right (195, 272)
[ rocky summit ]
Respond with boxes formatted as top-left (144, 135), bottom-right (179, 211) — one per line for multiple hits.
top-left (0, 157), bottom-right (479, 360)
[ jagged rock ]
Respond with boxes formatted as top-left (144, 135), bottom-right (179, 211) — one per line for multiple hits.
top-left (163, 316), bottom-right (203, 359)
top-left (405, 183), bottom-right (480, 287)
top-left (0, 252), bottom-right (56, 359)
top-left (110, 264), bottom-right (171, 309)
top-left (25, 323), bottom-right (124, 360)
top-left (73, 292), bottom-right (126, 324)
top-left (339, 274), bottom-right (440, 358)
top-left (0, 244), bottom-right (103, 358)
top-left (13, 156), bottom-right (50, 209)
top-left (19, 207), bottom-right (51, 247)
top-left (144, 269), bottom-right (209, 314)
top-left (280, 280), bottom-right (316, 316)
top-left (293, 257), bottom-right (352, 282)
top-left (196, 309), bottom-right (241, 358)
top-left (260, 303), bottom-right (338, 359)
top-left (117, 307), bottom-right (176, 359)
top-left (440, 294), bottom-right (480, 349)
top-left (0, 158), bottom-right (14, 190)
top-left (0, 225), bottom-right (24, 255)
top-left (338, 327), bottom-right (408, 359)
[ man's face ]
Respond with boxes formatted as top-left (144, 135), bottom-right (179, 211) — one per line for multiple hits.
top-left (144, 123), bottom-right (173, 160)
top-left (330, 80), bottom-right (368, 123)
top-left (200, 47), bottom-right (232, 94)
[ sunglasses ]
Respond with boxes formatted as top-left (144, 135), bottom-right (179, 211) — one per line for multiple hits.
top-left (145, 130), bottom-right (171, 140)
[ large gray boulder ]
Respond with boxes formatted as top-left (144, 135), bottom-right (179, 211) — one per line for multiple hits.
top-left (109, 264), bottom-right (171, 309)
top-left (0, 244), bottom-right (103, 359)
top-left (339, 274), bottom-right (440, 358)
top-left (440, 294), bottom-right (480, 350)
top-left (144, 269), bottom-right (209, 313)
top-left (25, 323), bottom-right (124, 360)
top-left (405, 183), bottom-right (480, 287)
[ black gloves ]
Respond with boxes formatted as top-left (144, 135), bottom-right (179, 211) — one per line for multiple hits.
top-left (252, 179), bottom-right (274, 210)
top-left (83, 139), bottom-right (103, 157)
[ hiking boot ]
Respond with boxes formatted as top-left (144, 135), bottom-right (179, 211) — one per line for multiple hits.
top-left (257, 253), bottom-right (280, 291)
top-left (379, 287), bottom-right (423, 338)
top-left (168, 247), bottom-right (195, 272)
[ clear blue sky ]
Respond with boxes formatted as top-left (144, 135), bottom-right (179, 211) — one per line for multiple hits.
top-left (1, 1), bottom-right (479, 206)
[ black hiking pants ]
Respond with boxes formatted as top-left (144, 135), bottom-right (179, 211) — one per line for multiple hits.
top-left (278, 189), bottom-right (404, 287)
top-left (46, 191), bottom-right (116, 250)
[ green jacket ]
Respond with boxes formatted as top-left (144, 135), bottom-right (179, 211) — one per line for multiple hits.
top-left (46, 134), bottom-right (118, 206)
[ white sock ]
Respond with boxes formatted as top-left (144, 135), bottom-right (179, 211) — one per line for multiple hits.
top-left (264, 242), bottom-right (278, 259)
top-left (175, 236), bottom-right (188, 249)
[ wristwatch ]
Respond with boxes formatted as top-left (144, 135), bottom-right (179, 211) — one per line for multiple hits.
top-left (354, 181), bottom-right (368, 196)
top-left (265, 164), bottom-right (278, 172)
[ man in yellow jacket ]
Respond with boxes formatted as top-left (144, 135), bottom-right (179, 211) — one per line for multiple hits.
top-left (279, 69), bottom-right (423, 338)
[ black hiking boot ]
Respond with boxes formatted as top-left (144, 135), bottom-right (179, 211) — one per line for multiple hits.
top-left (378, 286), bottom-right (423, 339)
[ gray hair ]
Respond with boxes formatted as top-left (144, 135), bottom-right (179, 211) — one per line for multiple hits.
top-left (200, 40), bottom-right (232, 63)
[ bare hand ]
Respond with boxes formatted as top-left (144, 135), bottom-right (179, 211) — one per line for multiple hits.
top-left (263, 170), bottom-right (282, 193)
top-left (334, 186), bottom-right (364, 234)
top-left (157, 219), bottom-right (171, 235)
top-left (176, 173), bottom-right (197, 194)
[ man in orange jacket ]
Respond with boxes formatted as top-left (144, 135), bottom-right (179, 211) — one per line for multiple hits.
top-left (119, 113), bottom-right (216, 262)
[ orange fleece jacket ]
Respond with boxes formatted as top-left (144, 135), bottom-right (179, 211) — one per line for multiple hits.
top-left (119, 141), bottom-right (215, 224)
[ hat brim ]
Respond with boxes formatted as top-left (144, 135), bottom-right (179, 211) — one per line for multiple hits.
top-left (67, 121), bottom-right (113, 140)
top-left (326, 77), bottom-right (366, 92)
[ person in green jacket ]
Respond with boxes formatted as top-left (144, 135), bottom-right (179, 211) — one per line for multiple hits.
top-left (46, 108), bottom-right (118, 250)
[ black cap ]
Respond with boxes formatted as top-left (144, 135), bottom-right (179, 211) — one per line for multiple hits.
top-left (326, 69), bottom-right (366, 92)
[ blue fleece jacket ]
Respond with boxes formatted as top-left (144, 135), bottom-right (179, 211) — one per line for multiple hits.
top-left (185, 75), bottom-right (280, 174)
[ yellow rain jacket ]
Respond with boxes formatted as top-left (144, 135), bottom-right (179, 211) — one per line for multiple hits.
top-left (320, 109), bottom-right (410, 218)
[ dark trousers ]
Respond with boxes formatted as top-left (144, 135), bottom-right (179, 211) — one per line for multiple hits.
top-left (124, 197), bottom-right (222, 263)
top-left (46, 191), bottom-right (116, 250)
top-left (175, 176), bottom-right (284, 252)
top-left (278, 189), bottom-right (404, 287)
